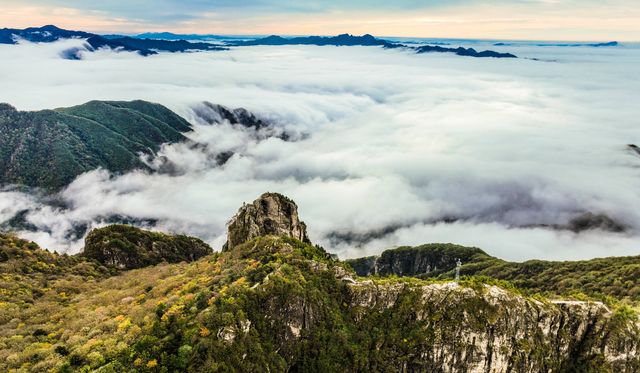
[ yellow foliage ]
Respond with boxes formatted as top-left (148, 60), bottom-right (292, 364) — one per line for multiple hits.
top-left (117, 318), bottom-right (132, 331)
top-left (199, 327), bottom-right (211, 337)
top-left (207, 295), bottom-right (216, 306)
top-left (147, 359), bottom-right (158, 368)
top-left (181, 280), bottom-right (198, 293)
top-left (198, 276), bottom-right (212, 284)
top-left (133, 358), bottom-right (143, 366)
top-left (231, 277), bottom-right (249, 289)
top-left (161, 303), bottom-right (185, 322)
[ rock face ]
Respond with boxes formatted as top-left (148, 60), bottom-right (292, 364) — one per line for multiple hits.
top-left (192, 102), bottom-right (291, 142)
top-left (193, 102), bottom-right (271, 130)
top-left (343, 281), bottom-right (639, 372)
top-left (83, 224), bottom-right (212, 269)
top-left (211, 237), bottom-right (640, 372)
top-left (223, 193), bottom-right (310, 251)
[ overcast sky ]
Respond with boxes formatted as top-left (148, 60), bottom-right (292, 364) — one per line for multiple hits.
top-left (2, 0), bottom-right (639, 41)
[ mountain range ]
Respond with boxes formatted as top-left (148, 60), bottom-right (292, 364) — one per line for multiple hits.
top-left (0, 192), bottom-right (637, 372)
top-left (1, 25), bottom-right (518, 59)
top-left (232, 33), bottom-right (517, 58)
top-left (0, 25), bottom-right (226, 58)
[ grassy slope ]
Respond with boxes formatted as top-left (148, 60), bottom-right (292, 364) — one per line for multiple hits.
top-left (0, 101), bottom-right (190, 190)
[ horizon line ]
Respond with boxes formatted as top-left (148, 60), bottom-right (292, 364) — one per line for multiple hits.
top-left (4, 24), bottom-right (638, 43)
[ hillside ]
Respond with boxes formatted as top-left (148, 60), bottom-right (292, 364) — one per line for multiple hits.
top-left (0, 193), bottom-right (638, 372)
top-left (1, 233), bottom-right (638, 372)
top-left (0, 100), bottom-right (191, 190)
top-left (347, 244), bottom-right (640, 304)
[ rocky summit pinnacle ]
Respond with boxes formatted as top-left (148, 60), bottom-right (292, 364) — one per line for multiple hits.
top-left (223, 192), bottom-right (311, 251)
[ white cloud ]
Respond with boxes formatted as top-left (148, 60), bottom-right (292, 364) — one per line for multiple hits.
top-left (0, 40), bottom-right (639, 261)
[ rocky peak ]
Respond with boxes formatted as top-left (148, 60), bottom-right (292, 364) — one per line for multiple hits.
top-left (223, 193), bottom-right (310, 251)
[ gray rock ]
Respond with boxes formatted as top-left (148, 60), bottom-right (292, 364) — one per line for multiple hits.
top-left (223, 192), bottom-right (311, 251)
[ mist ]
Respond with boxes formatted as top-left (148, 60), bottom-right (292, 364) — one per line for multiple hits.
top-left (0, 39), bottom-right (638, 261)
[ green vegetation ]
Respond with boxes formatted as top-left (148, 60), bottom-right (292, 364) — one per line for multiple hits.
top-left (347, 244), bottom-right (640, 305)
top-left (465, 255), bottom-right (640, 304)
top-left (0, 233), bottom-right (115, 310)
top-left (0, 100), bottom-right (191, 190)
top-left (83, 224), bottom-right (213, 269)
top-left (0, 232), bottom-right (638, 372)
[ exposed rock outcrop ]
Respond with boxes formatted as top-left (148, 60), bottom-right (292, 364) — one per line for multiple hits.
top-left (223, 192), bottom-right (310, 251)
top-left (193, 102), bottom-right (270, 130)
top-left (82, 224), bottom-right (212, 269)
top-left (192, 101), bottom-right (291, 141)
top-left (344, 280), bottom-right (639, 372)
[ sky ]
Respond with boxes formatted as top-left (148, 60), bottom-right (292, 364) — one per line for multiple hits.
top-left (0, 39), bottom-right (638, 261)
top-left (1, 0), bottom-right (640, 41)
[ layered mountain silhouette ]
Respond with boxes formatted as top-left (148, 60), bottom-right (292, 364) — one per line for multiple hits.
top-left (1, 26), bottom-right (518, 59)
top-left (0, 25), bottom-right (227, 58)
top-left (232, 33), bottom-right (517, 58)
top-left (232, 33), bottom-right (392, 47)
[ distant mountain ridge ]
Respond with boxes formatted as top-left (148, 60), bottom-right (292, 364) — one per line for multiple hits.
top-left (232, 33), bottom-right (517, 58)
top-left (494, 41), bottom-right (618, 47)
top-left (134, 32), bottom-right (228, 41)
top-left (1, 26), bottom-right (518, 59)
top-left (0, 25), bottom-right (227, 58)
top-left (232, 33), bottom-right (392, 47)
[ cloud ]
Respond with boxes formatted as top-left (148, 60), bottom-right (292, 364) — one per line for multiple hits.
top-left (0, 39), bottom-right (639, 261)
top-left (1, 1), bottom-right (639, 40)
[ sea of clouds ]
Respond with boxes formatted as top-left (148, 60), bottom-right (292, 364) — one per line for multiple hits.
top-left (0, 38), bottom-right (638, 261)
